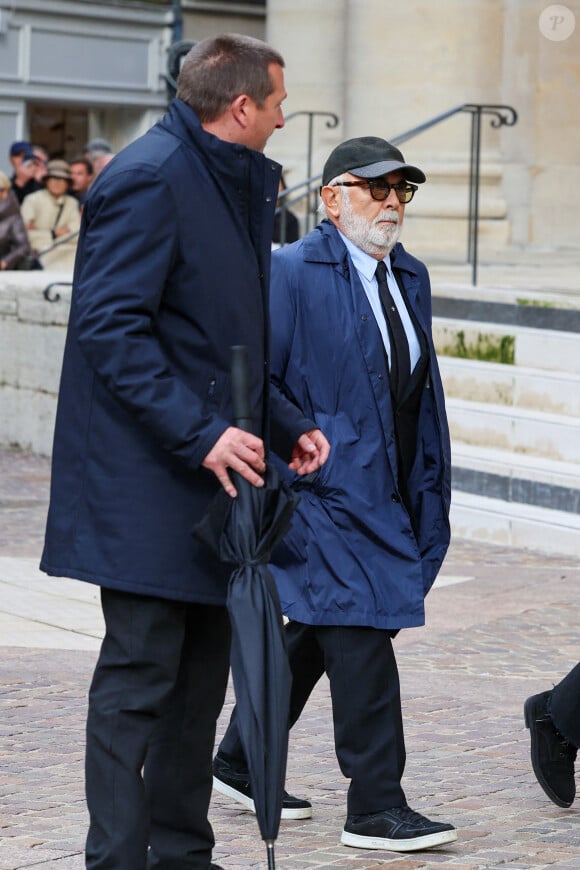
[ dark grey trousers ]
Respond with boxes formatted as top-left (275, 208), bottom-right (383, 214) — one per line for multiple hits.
top-left (550, 662), bottom-right (580, 748)
top-left (219, 620), bottom-right (407, 815)
top-left (85, 588), bottom-right (231, 870)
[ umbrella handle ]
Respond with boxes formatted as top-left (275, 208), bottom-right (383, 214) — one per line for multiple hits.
top-left (231, 345), bottom-right (253, 433)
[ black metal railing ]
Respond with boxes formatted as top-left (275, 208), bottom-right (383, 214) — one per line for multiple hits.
top-left (277, 102), bottom-right (518, 286)
top-left (39, 232), bottom-right (79, 300)
top-left (282, 110), bottom-right (340, 236)
top-left (40, 103), bottom-right (517, 295)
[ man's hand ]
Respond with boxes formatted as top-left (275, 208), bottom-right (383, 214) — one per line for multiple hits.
top-left (202, 426), bottom-right (266, 498)
top-left (289, 429), bottom-right (330, 475)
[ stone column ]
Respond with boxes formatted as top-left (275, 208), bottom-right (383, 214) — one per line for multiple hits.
top-left (344, 0), bottom-right (510, 255)
top-left (266, 0), bottom-right (347, 185)
top-left (267, 0), bottom-right (512, 255)
top-left (502, 0), bottom-right (580, 248)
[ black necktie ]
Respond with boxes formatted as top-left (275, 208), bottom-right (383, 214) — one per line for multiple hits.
top-left (375, 260), bottom-right (410, 401)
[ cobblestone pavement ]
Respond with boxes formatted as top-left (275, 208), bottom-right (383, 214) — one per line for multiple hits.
top-left (1, 447), bottom-right (579, 869)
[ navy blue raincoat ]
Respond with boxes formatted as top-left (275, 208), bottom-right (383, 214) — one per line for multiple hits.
top-left (268, 221), bottom-right (451, 630)
top-left (40, 100), bottom-right (312, 604)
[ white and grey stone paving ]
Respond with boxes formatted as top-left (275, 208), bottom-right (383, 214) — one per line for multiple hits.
top-left (1, 448), bottom-right (579, 869)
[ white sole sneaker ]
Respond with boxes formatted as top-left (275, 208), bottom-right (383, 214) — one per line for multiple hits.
top-left (341, 826), bottom-right (458, 851)
top-left (212, 776), bottom-right (312, 820)
top-left (213, 775), bottom-right (255, 812)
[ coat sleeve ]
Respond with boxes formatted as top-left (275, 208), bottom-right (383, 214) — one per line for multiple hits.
top-left (71, 166), bottom-right (229, 469)
top-left (4, 197), bottom-right (31, 268)
top-left (268, 248), bottom-right (316, 460)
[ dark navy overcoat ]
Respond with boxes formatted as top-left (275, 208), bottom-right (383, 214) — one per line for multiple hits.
top-left (40, 100), bottom-right (311, 604)
top-left (269, 221), bottom-right (451, 630)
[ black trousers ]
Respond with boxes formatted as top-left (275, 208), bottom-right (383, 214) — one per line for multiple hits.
top-left (85, 587), bottom-right (231, 870)
top-left (550, 662), bottom-right (580, 748)
top-left (219, 621), bottom-right (406, 815)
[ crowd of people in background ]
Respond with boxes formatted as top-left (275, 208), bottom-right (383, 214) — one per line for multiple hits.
top-left (0, 136), bottom-right (114, 271)
top-left (1, 130), bottom-right (303, 272)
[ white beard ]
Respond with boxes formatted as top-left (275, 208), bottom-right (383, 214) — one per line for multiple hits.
top-left (340, 192), bottom-right (401, 257)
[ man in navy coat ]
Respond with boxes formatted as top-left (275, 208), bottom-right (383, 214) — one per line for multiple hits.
top-left (40, 34), bottom-right (328, 870)
top-left (214, 137), bottom-right (458, 853)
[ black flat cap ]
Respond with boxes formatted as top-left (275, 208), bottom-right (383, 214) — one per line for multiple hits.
top-left (322, 136), bottom-right (426, 186)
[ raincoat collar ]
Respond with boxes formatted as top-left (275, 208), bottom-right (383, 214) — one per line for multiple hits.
top-left (303, 219), bottom-right (419, 276)
top-left (159, 99), bottom-right (282, 188)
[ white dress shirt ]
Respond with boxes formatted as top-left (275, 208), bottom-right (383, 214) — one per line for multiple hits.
top-left (339, 231), bottom-right (421, 373)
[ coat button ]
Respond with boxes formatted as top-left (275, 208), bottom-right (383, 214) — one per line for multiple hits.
top-left (378, 373), bottom-right (384, 380)
top-left (361, 314), bottom-right (367, 321)
top-left (391, 493), bottom-right (400, 503)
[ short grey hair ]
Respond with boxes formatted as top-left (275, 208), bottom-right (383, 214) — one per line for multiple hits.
top-left (318, 173), bottom-right (345, 219)
top-left (176, 33), bottom-right (284, 123)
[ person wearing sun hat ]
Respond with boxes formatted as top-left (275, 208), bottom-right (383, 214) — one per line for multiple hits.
top-left (20, 159), bottom-right (81, 270)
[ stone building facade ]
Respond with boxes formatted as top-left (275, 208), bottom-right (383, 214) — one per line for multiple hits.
top-left (265, 0), bottom-right (579, 255)
top-left (0, 0), bottom-right (577, 256)
top-left (0, 0), bottom-right (173, 164)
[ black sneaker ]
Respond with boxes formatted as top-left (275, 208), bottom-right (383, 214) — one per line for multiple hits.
top-left (524, 690), bottom-right (577, 807)
top-left (341, 805), bottom-right (457, 852)
top-left (212, 752), bottom-right (312, 820)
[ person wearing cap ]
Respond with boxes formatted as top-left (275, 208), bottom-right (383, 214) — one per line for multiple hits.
top-left (0, 170), bottom-right (32, 270)
top-left (20, 159), bottom-right (81, 271)
top-left (83, 136), bottom-right (113, 160)
top-left (83, 137), bottom-right (115, 176)
top-left (8, 141), bottom-right (43, 204)
top-left (213, 136), bottom-right (456, 853)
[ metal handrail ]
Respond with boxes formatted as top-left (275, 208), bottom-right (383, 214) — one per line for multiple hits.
top-left (278, 102), bottom-right (518, 286)
top-left (39, 231), bottom-right (79, 300)
top-left (283, 110), bottom-right (340, 234)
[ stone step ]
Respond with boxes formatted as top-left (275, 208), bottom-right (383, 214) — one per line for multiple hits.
top-left (406, 214), bottom-right (510, 255)
top-left (450, 490), bottom-right (580, 558)
top-left (439, 357), bottom-right (580, 417)
top-left (451, 442), bottom-right (580, 514)
top-left (432, 293), bottom-right (580, 326)
top-left (446, 397), bottom-right (580, 463)
top-left (433, 317), bottom-right (580, 373)
top-left (425, 246), bottom-right (580, 301)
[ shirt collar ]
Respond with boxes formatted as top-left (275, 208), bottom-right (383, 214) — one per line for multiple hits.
top-left (337, 229), bottom-right (391, 280)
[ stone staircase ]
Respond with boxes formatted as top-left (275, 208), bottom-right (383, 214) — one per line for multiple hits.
top-left (430, 281), bottom-right (580, 558)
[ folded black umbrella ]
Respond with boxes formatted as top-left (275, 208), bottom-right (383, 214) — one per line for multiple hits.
top-left (194, 346), bottom-right (299, 869)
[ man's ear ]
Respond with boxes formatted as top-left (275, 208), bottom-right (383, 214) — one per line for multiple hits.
top-left (320, 185), bottom-right (341, 220)
top-left (230, 93), bottom-right (254, 131)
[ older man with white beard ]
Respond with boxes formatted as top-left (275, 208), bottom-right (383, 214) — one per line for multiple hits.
top-left (213, 137), bottom-right (457, 854)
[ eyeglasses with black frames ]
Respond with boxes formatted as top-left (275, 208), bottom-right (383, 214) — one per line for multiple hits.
top-left (331, 179), bottom-right (418, 204)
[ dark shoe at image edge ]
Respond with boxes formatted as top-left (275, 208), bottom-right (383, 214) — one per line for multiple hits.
top-left (341, 805), bottom-right (457, 852)
top-left (212, 751), bottom-right (313, 820)
top-left (524, 690), bottom-right (577, 808)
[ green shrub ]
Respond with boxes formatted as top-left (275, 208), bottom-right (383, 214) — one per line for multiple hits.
top-left (441, 330), bottom-right (515, 364)
top-left (516, 298), bottom-right (556, 308)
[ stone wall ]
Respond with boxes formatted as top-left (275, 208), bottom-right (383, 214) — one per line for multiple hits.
top-left (0, 274), bottom-right (70, 456)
